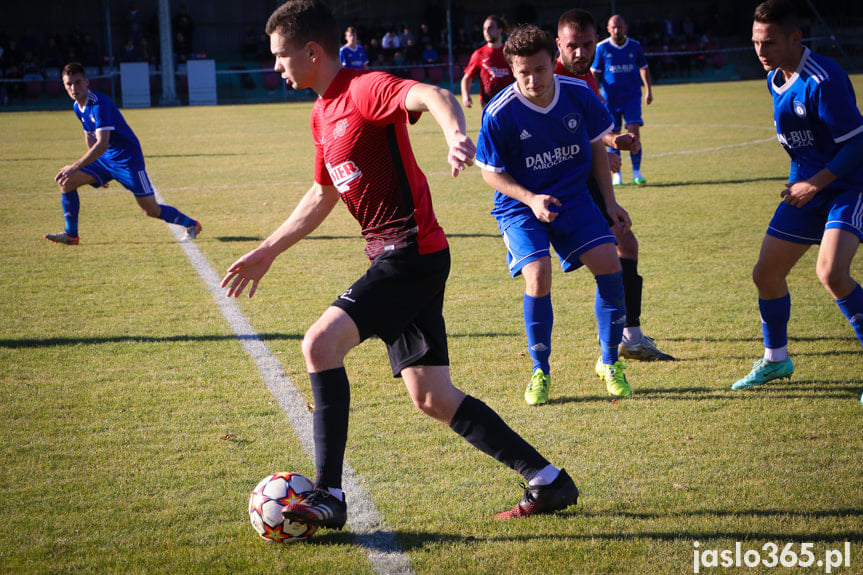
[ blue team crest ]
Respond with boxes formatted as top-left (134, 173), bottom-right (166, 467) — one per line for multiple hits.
top-left (563, 113), bottom-right (582, 133)
top-left (793, 100), bottom-right (806, 118)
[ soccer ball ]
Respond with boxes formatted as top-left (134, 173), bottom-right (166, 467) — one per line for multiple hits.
top-left (248, 472), bottom-right (318, 543)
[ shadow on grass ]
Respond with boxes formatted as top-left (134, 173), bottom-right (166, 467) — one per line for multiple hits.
top-left (301, 507), bottom-right (863, 548)
top-left (0, 333), bottom-right (302, 348)
top-left (640, 175), bottom-right (787, 188)
top-left (547, 382), bottom-right (861, 405)
top-left (213, 233), bottom-right (501, 243)
top-left (0, 331), bottom-right (522, 349)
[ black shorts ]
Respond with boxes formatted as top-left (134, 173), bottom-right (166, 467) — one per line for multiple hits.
top-left (331, 247), bottom-right (450, 377)
top-left (587, 176), bottom-right (614, 227)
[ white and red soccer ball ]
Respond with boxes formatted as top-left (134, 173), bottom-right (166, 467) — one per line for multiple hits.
top-left (248, 472), bottom-right (317, 543)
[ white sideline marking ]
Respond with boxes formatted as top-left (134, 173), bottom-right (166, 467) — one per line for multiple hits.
top-left (156, 191), bottom-right (414, 575)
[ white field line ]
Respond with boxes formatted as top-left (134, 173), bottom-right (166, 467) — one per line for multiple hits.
top-left (649, 136), bottom-right (776, 158)
top-left (155, 188), bottom-right (414, 575)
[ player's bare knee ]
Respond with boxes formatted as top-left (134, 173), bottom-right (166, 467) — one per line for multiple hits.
top-left (410, 394), bottom-right (451, 423)
top-left (617, 231), bottom-right (639, 259)
top-left (141, 205), bottom-right (161, 218)
top-left (751, 262), bottom-right (772, 289)
top-left (816, 264), bottom-right (851, 298)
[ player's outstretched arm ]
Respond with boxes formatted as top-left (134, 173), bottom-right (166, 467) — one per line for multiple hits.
top-left (222, 183), bottom-right (339, 298)
top-left (405, 83), bottom-right (476, 177)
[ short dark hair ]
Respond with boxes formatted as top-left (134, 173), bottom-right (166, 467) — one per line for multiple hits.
top-left (265, 0), bottom-right (339, 55)
top-left (754, 0), bottom-right (800, 33)
top-left (62, 62), bottom-right (86, 78)
top-left (558, 9), bottom-right (596, 35)
top-left (504, 24), bottom-right (556, 64)
top-left (485, 14), bottom-right (507, 32)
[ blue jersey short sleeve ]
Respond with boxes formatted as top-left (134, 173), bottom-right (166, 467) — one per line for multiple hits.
top-left (769, 48), bottom-right (863, 193)
top-left (75, 92), bottom-right (144, 168)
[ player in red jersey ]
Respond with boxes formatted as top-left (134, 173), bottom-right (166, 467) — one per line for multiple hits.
top-left (556, 8), bottom-right (674, 362)
top-left (222, 0), bottom-right (578, 528)
top-left (460, 15), bottom-right (515, 108)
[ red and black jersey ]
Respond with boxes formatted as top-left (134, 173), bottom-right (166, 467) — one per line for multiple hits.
top-left (463, 45), bottom-right (514, 106)
top-left (312, 68), bottom-right (448, 260)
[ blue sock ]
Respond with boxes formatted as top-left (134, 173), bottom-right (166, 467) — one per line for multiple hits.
top-left (524, 293), bottom-right (552, 373)
top-left (157, 204), bottom-right (195, 228)
top-left (595, 271), bottom-right (626, 364)
top-left (61, 190), bottom-right (80, 237)
top-left (631, 149), bottom-right (643, 172)
top-left (759, 294), bottom-right (791, 350)
top-left (836, 283), bottom-right (863, 346)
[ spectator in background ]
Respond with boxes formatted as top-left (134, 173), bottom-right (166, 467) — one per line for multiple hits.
top-left (137, 37), bottom-right (152, 65)
top-left (42, 33), bottom-right (66, 69)
top-left (339, 26), bottom-right (369, 70)
top-left (174, 31), bottom-right (192, 64)
top-left (418, 23), bottom-right (433, 47)
top-left (125, 1), bottom-right (144, 47)
top-left (68, 25), bottom-right (85, 62)
top-left (21, 50), bottom-right (45, 80)
top-left (173, 5), bottom-right (195, 49)
top-left (241, 25), bottom-right (261, 61)
top-left (382, 28), bottom-right (401, 59)
top-left (80, 33), bottom-right (100, 68)
top-left (120, 38), bottom-right (138, 62)
top-left (4, 38), bottom-right (22, 73)
top-left (423, 42), bottom-right (439, 64)
top-left (662, 12), bottom-right (678, 43)
top-left (399, 25), bottom-right (415, 50)
top-left (403, 38), bottom-right (421, 65)
top-left (365, 36), bottom-right (381, 64)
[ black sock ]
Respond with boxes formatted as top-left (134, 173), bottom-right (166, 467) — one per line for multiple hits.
top-left (309, 367), bottom-right (351, 490)
top-left (449, 395), bottom-right (550, 482)
top-left (620, 258), bottom-right (643, 328)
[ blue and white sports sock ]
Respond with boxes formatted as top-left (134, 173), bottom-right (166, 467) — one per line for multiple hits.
top-left (759, 294), bottom-right (791, 360)
top-left (631, 148), bottom-right (643, 173)
top-left (61, 190), bottom-right (80, 237)
top-left (524, 293), bottom-right (552, 374)
top-left (595, 271), bottom-right (626, 365)
top-left (836, 283), bottom-right (863, 346)
top-left (157, 204), bottom-right (195, 228)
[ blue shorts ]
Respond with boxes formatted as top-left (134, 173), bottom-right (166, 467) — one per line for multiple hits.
top-left (767, 188), bottom-right (863, 244)
top-left (498, 199), bottom-right (616, 277)
top-left (606, 95), bottom-right (643, 132)
top-left (80, 157), bottom-right (155, 198)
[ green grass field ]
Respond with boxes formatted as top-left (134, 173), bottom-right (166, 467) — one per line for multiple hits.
top-left (1, 77), bottom-right (861, 575)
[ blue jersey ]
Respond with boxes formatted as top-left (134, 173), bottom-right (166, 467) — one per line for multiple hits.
top-left (339, 44), bottom-right (369, 70)
top-left (476, 75), bottom-right (614, 222)
top-left (74, 91), bottom-right (144, 169)
top-left (591, 37), bottom-right (648, 104)
top-left (768, 47), bottom-right (863, 201)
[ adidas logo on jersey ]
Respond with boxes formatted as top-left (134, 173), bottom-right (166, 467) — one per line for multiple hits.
top-left (519, 129), bottom-right (532, 140)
